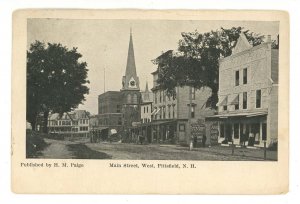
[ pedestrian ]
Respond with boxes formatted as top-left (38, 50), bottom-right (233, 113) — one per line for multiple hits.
top-left (202, 134), bottom-right (207, 147)
top-left (193, 136), bottom-right (198, 148)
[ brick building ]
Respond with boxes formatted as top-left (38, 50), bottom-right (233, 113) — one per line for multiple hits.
top-left (97, 91), bottom-right (123, 134)
top-left (96, 30), bottom-right (141, 140)
top-left (206, 33), bottom-right (279, 147)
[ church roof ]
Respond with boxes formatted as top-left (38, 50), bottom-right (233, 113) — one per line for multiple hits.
top-left (125, 31), bottom-right (137, 80)
top-left (122, 30), bottom-right (140, 90)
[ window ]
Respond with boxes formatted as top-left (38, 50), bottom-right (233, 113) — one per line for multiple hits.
top-left (234, 123), bottom-right (239, 139)
top-left (179, 124), bottom-right (185, 132)
top-left (191, 87), bottom-right (196, 100)
top-left (173, 105), bottom-right (175, 118)
top-left (163, 107), bottom-right (166, 119)
top-left (191, 106), bottom-right (195, 118)
top-left (168, 106), bottom-right (171, 118)
top-left (243, 68), bottom-right (247, 84)
top-left (256, 90), bottom-right (261, 108)
top-left (127, 94), bottom-right (132, 104)
top-left (243, 92), bottom-right (247, 109)
top-left (144, 107), bottom-right (146, 113)
top-left (147, 106), bottom-right (148, 113)
top-left (235, 70), bottom-right (239, 86)
top-left (235, 95), bottom-right (239, 110)
top-left (159, 91), bottom-right (162, 103)
top-left (163, 91), bottom-right (165, 102)
top-left (133, 94), bottom-right (138, 104)
top-left (116, 105), bottom-right (121, 113)
top-left (223, 105), bottom-right (227, 111)
top-left (220, 124), bottom-right (225, 138)
top-left (155, 92), bottom-right (157, 103)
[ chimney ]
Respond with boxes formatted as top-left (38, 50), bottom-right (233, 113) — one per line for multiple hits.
top-left (266, 35), bottom-right (271, 43)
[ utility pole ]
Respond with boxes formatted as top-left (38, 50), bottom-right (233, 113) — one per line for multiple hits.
top-left (188, 86), bottom-right (192, 150)
top-left (104, 67), bottom-right (106, 93)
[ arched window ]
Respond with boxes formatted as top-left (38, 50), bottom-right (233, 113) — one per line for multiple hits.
top-left (127, 94), bottom-right (132, 104)
top-left (133, 94), bottom-right (138, 104)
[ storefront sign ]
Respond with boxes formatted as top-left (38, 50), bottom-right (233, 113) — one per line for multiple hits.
top-left (191, 119), bottom-right (205, 139)
top-left (210, 122), bottom-right (219, 145)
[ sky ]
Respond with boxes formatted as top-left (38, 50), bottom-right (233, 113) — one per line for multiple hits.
top-left (27, 19), bottom-right (279, 114)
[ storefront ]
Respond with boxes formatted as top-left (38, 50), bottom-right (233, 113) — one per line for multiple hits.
top-left (206, 111), bottom-right (268, 147)
top-left (150, 120), bottom-right (178, 144)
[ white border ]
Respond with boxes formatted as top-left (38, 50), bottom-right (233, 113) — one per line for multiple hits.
top-left (1, 0), bottom-right (299, 203)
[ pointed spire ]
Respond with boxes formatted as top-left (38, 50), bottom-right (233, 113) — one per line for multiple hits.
top-left (122, 29), bottom-right (139, 90)
top-left (126, 29), bottom-right (137, 77)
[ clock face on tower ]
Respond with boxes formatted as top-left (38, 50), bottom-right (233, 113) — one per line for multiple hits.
top-left (128, 77), bottom-right (137, 88)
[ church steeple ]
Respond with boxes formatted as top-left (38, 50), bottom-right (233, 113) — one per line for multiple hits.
top-left (122, 29), bottom-right (140, 90)
top-left (143, 81), bottom-right (150, 102)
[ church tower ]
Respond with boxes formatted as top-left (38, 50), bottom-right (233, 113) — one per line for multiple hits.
top-left (122, 29), bottom-right (140, 91)
top-left (121, 30), bottom-right (141, 129)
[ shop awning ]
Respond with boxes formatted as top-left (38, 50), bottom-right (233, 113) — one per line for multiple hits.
top-left (229, 94), bottom-right (239, 105)
top-left (91, 126), bottom-right (109, 131)
top-left (206, 111), bottom-right (267, 119)
top-left (151, 108), bottom-right (161, 116)
top-left (151, 119), bottom-right (177, 125)
top-left (217, 96), bottom-right (228, 106)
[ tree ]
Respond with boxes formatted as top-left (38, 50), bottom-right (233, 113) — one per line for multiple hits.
top-left (152, 27), bottom-right (265, 109)
top-left (27, 41), bottom-right (89, 132)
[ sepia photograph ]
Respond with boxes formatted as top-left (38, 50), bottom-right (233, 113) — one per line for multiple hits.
top-left (26, 18), bottom-right (279, 161)
top-left (12, 10), bottom-right (289, 194)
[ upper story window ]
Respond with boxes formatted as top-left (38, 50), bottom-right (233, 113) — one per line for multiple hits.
top-left (235, 70), bottom-right (239, 86)
top-left (155, 92), bottom-right (157, 103)
top-left (191, 106), bottom-right (195, 118)
top-left (256, 90), bottom-right (261, 108)
top-left (243, 92), bottom-right (247, 109)
top-left (173, 105), bottom-right (176, 118)
top-left (127, 94), bottom-right (132, 104)
top-left (191, 87), bottom-right (196, 100)
top-left (223, 105), bottom-right (227, 111)
top-left (159, 91), bottom-right (162, 103)
top-left (132, 94), bottom-right (138, 104)
top-left (116, 105), bottom-right (121, 113)
top-left (234, 95), bottom-right (239, 110)
top-left (243, 68), bottom-right (248, 84)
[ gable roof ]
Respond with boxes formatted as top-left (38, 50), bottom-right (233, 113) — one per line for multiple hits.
top-left (232, 32), bottom-right (252, 55)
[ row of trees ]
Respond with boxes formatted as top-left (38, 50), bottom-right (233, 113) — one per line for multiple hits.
top-left (27, 41), bottom-right (89, 132)
top-left (152, 27), bottom-right (278, 109)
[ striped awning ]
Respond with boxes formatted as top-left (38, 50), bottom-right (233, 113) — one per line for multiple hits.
top-left (229, 94), bottom-right (239, 105)
top-left (217, 96), bottom-right (228, 106)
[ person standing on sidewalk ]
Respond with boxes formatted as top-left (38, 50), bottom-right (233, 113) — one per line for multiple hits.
top-left (202, 133), bottom-right (207, 147)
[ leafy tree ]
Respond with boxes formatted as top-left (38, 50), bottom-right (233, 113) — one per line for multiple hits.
top-left (27, 41), bottom-right (89, 132)
top-left (152, 27), bottom-right (265, 109)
